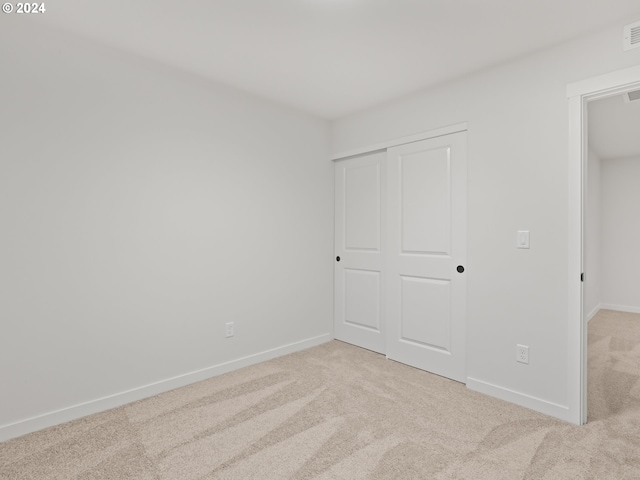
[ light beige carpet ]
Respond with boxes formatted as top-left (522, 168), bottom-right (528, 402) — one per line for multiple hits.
top-left (1, 309), bottom-right (640, 479)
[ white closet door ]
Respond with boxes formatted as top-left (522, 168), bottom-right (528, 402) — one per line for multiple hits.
top-left (334, 151), bottom-right (386, 354)
top-left (386, 132), bottom-right (467, 382)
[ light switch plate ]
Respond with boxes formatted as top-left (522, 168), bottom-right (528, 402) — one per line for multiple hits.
top-left (517, 230), bottom-right (530, 249)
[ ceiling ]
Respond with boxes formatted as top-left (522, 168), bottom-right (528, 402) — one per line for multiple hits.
top-left (589, 91), bottom-right (640, 160)
top-left (33, 0), bottom-right (640, 119)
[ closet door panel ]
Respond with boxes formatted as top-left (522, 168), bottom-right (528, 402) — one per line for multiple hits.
top-left (334, 151), bottom-right (386, 354)
top-left (386, 132), bottom-right (467, 383)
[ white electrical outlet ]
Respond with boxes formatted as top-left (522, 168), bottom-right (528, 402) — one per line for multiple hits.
top-left (516, 344), bottom-right (529, 364)
top-left (225, 322), bottom-right (234, 338)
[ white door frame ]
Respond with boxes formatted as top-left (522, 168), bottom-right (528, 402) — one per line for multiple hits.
top-left (567, 65), bottom-right (640, 425)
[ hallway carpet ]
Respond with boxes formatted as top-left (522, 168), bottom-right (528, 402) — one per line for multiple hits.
top-left (1, 309), bottom-right (639, 479)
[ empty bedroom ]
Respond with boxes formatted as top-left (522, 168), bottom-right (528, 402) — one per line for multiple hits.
top-left (2, 1), bottom-right (640, 478)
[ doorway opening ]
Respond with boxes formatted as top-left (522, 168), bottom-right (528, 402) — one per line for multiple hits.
top-left (568, 65), bottom-right (640, 425)
top-left (584, 91), bottom-right (640, 423)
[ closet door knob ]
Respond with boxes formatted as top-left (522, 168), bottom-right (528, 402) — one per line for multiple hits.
top-left (457, 265), bottom-right (464, 273)
top-left (336, 256), bottom-right (341, 262)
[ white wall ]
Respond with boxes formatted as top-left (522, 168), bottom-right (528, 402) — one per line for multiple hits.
top-left (585, 149), bottom-right (602, 320)
top-left (332, 21), bottom-right (640, 419)
top-left (0, 23), bottom-right (333, 439)
top-left (601, 157), bottom-right (640, 312)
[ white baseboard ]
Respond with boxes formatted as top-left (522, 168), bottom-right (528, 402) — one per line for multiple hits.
top-left (0, 333), bottom-right (332, 443)
top-left (466, 377), bottom-right (573, 423)
top-left (600, 304), bottom-right (640, 315)
top-left (587, 304), bottom-right (602, 322)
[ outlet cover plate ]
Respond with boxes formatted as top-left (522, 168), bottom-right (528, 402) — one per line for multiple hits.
top-left (517, 344), bottom-right (529, 364)
top-left (225, 322), bottom-right (234, 338)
